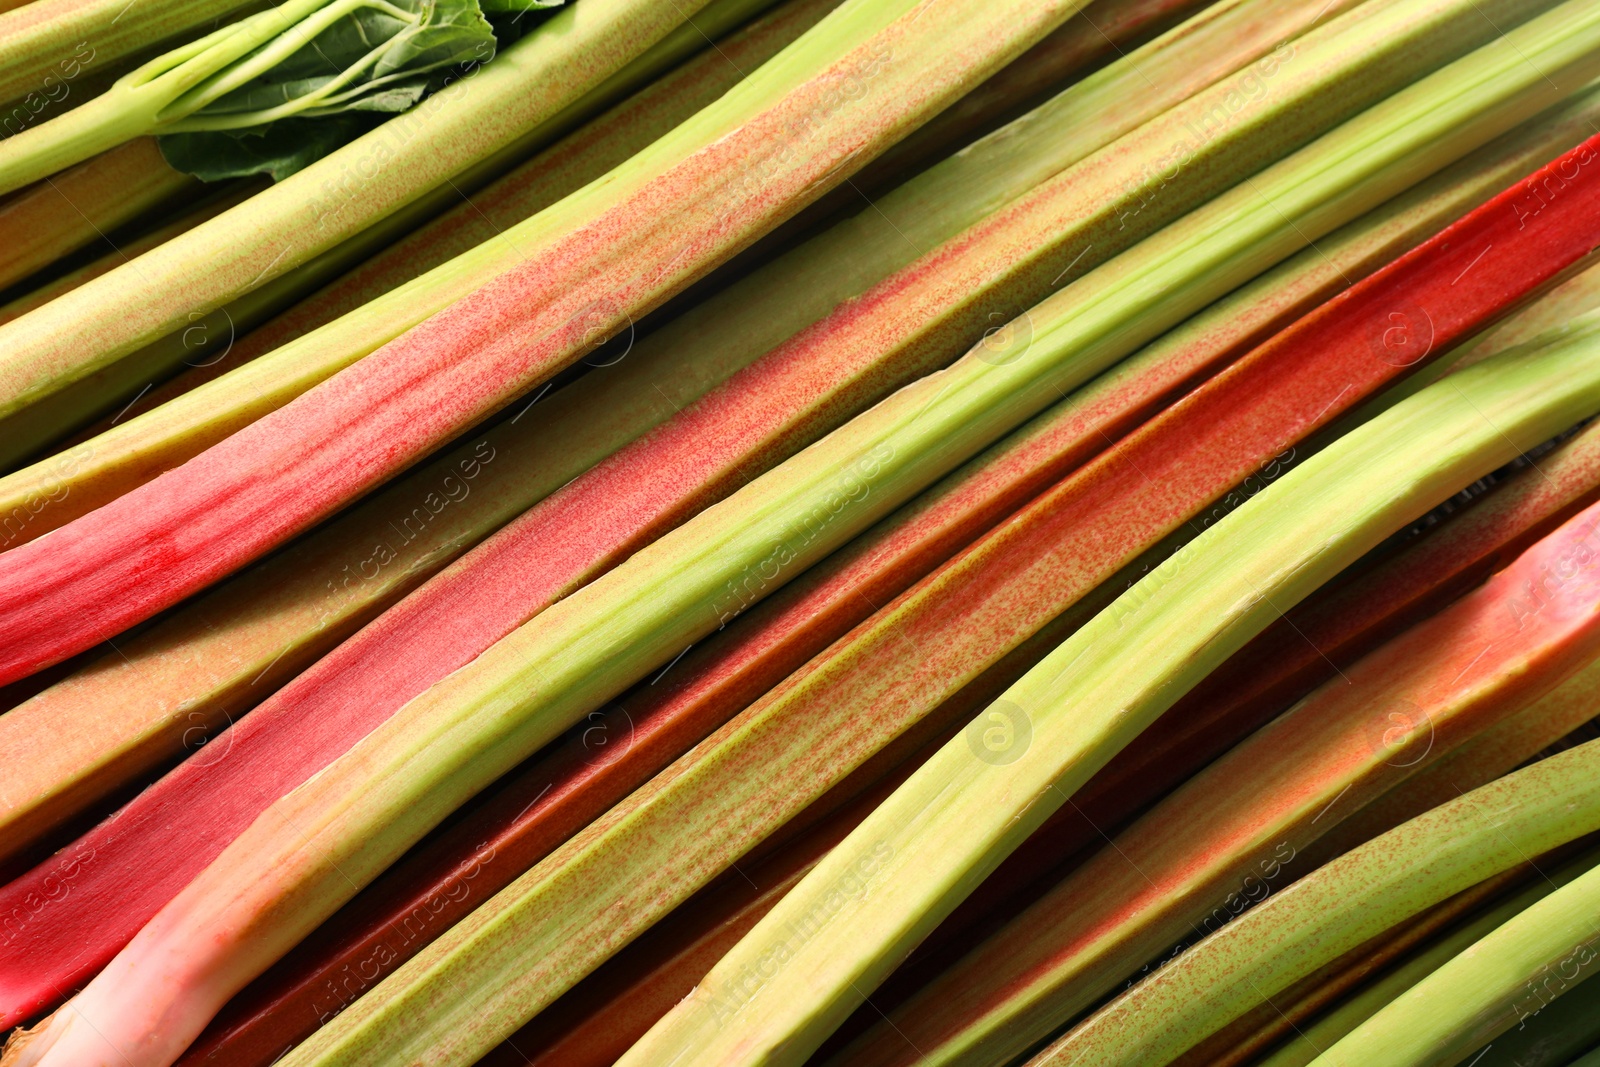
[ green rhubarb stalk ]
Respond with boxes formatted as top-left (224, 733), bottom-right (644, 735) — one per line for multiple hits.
top-left (1311, 852), bottom-right (1600, 1065)
top-left (0, 0), bottom-right (1373, 523)
top-left (0, 0), bottom-right (508, 194)
top-left (1459, 942), bottom-right (1600, 1067)
top-left (0, 0), bottom-right (1127, 1055)
top-left (1182, 869), bottom-right (1539, 1067)
top-left (88, 11), bottom-right (1588, 1066)
top-left (0, 183), bottom-right (257, 329)
top-left (1044, 803), bottom-right (1600, 1067)
top-left (1190, 653), bottom-right (1600, 1067)
top-left (12, 0), bottom-right (1585, 1055)
top-left (0, 0), bottom-right (714, 428)
top-left (1254, 883), bottom-right (1562, 1067)
top-left (0, 0), bottom-right (1310, 854)
top-left (615, 332), bottom-right (1600, 1060)
top-left (0, 139), bottom-right (202, 295)
top-left (0, 0), bottom-right (258, 116)
top-left (1305, 651), bottom-right (1600, 870)
top-left (847, 464), bottom-right (1600, 1067)
top-left (0, 0), bottom-right (787, 468)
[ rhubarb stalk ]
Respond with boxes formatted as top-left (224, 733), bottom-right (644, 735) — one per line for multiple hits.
top-left (189, 26), bottom-right (1600, 1066)
top-left (836, 474), bottom-right (1600, 1067)
top-left (0, 139), bottom-right (201, 295)
top-left (0, 0), bottom-right (1262, 539)
top-left (1310, 852), bottom-right (1600, 1065)
top-left (0, 0), bottom-right (720, 425)
top-left (1030, 747), bottom-right (1600, 1067)
top-left (143, 83), bottom-right (1600, 1067)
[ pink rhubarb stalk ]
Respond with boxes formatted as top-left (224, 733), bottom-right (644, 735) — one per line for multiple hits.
top-left (0, 0), bottom-right (1369, 1021)
top-left (827, 407), bottom-right (1600, 1051)
top-left (0, 0), bottom-right (1085, 687)
top-left (272, 97), bottom-right (1600, 1067)
top-left (3, 9), bottom-right (1566, 1027)
top-left (113, 0), bottom-right (1193, 438)
top-left (833, 472), bottom-right (1600, 1067)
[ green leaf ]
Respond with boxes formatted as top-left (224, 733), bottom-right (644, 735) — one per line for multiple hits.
top-left (158, 112), bottom-right (388, 181)
top-left (157, 0), bottom-right (516, 181)
top-left (192, 0), bottom-right (497, 119)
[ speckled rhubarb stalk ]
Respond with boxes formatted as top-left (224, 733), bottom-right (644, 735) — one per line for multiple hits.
top-left (0, 0), bottom-right (1183, 529)
top-left (0, 0), bottom-right (788, 470)
top-left (0, 0), bottom-right (1088, 694)
top-left (625, 322), bottom-right (1600, 1067)
top-left (0, 0), bottom-right (1406, 845)
top-left (145, 97), bottom-right (1593, 1067)
top-left (130, 35), bottom-right (1596, 1067)
top-left (844, 381), bottom-right (1600, 1048)
top-left (0, 0), bottom-right (256, 110)
top-left (5, 17), bottom-right (1575, 1066)
top-left (0, 0), bottom-right (1241, 888)
top-left (841, 459), bottom-right (1600, 1067)
top-left (34, 0), bottom-right (839, 464)
top-left (1312, 653), bottom-right (1600, 867)
top-left (0, 0), bottom-right (1244, 1018)
top-left (0, 139), bottom-right (199, 294)
top-left (1027, 386), bottom-right (1600, 885)
top-left (1310, 846), bottom-right (1600, 1065)
top-left (1246, 864), bottom-right (1571, 1067)
top-left (1182, 862), bottom-right (1546, 1067)
top-left (763, 0), bottom-right (1209, 253)
top-left (1211, 667), bottom-right (1600, 1067)
top-left (0, 183), bottom-right (257, 329)
top-left (0, 0), bottom-right (720, 427)
top-left (1029, 743), bottom-right (1600, 1067)
top-left (104, 0), bottom-right (1188, 434)
top-left (472, 735), bottom-right (941, 1067)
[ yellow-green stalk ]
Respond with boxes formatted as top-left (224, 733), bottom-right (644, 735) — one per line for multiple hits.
top-left (1041, 762), bottom-right (1600, 1067)
top-left (0, 0), bottom-right (1372, 512)
top-left (12, 2), bottom-right (1593, 1064)
top-left (1310, 845), bottom-right (1600, 1065)
top-left (0, 0), bottom-right (715, 426)
top-left (620, 306), bottom-right (1600, 1067)
top-left (0, 0), bottom-right (1380, 855)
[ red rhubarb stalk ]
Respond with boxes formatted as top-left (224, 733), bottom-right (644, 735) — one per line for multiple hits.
top-left (0, 0), bottom-right (1089, 687)
top-left (291, 104), bottom-right (1600, 1067)
top-left (5, 0), bottom-right (843, 527)
top-left (112, 0), bottom-right (1192, 438)
top-left (0, 0), bottom-right (1096, 1028)
top-left (34, 20), bottom-right (1600, 1060)
top-left (0, 0), bottom-right (1285, 871)
top-left (7, 17), bottom-right (1567, 1030)
top-left (834, 471), bottom-right (1600, 1067)
top-left (826, 408), bottom-right (1600, 1050)
top-left (0, 0), bottom-right (1382, 1017)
